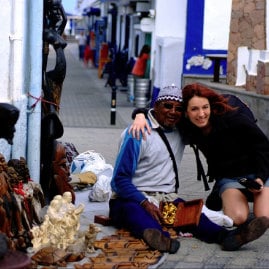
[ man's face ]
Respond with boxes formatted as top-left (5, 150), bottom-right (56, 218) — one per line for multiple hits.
top-left (154, 100), bottom-right (183, 128)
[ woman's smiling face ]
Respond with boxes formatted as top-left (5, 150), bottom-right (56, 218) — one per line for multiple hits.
top-left (186, 96), bottom-right (211, 129)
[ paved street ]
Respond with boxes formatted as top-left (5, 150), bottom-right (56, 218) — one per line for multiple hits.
top-left (57, 42), bottom-right (269, 269)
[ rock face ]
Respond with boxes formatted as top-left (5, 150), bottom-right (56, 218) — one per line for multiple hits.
top-left (227, 0), bottom-right (268, 92)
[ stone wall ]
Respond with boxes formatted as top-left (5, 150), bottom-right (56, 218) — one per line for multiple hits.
top-left (243, 60), bottom-right (269, 94)
top-left (256, 60), bottom-right (269, 94)
top-left (227, 0), bottom-right (266, 90)
top-left (198, 81), bottom-right (269, 138)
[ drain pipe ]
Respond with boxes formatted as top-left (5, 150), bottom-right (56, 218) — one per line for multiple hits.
top-left (26, 0), bottom-right (43, 182)
top-left (8, 0), bottom-right (27, 160)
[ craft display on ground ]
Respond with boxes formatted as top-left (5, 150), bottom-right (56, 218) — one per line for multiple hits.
top-left (30, 229), bottom-right (164, 268)
top-left (74, 229), bottom-right (164, 269)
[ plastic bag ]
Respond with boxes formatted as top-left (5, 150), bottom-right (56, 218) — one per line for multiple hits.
top-left (70, 150), bottom-right (113, 202)
top-left (88, 175), bottom-right (112, 202)
top-left (70, 150), bottom-right (113, 178)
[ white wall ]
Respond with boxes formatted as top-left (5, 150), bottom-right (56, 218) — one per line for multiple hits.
top-left (0, 0), bottom-right (27, 160)
top-left (153, 0), bottom-right (187, 89)
top-left (155, 0), bottom-right (186, 38)
top-left (203, 0), bottom-right (232, 50)
top-left (0, 0), bottom-right (12, 102)
top-left (0, 0), bottom-right (43, 182)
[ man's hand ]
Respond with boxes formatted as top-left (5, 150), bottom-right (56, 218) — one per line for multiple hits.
top-left (141, 200), bottom-right (163, 224)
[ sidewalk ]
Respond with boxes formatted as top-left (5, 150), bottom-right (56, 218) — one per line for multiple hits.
top-left (58, 42), bottom-right (269, 269)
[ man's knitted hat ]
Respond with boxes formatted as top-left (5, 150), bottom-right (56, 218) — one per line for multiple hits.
top-left (156, 84), bottom-right (182, 103)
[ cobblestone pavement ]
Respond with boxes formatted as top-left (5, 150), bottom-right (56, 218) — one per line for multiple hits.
top-left (58, 42), bottom-right (269, 269)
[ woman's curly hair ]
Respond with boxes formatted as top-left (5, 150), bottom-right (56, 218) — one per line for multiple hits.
top-left (181, 83), bottom-right (236, 115)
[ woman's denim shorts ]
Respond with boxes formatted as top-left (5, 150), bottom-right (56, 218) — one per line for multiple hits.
top-left (216, 174), bottom-right (269, 196)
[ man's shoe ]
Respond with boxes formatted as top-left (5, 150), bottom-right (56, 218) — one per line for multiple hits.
top-left (222, 216), bottom-right (269, 251)
top-left (143, 228), bottom-right (180, 254)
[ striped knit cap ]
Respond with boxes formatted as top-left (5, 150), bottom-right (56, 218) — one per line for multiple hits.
top-left (156, 84), bottom-right (182, 103)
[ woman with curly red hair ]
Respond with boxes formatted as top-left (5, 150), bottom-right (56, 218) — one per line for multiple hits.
top-left (181, 83), bottom-right (269, 226)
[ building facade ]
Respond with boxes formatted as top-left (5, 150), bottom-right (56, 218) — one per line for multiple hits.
top-left (1, 0), bottom-right (269, 182)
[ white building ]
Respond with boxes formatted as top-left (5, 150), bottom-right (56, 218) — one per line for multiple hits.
top-left (1, 0), bottom-right (268, 183)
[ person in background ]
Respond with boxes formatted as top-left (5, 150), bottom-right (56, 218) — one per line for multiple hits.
top-left (131, 45), bottom-right (150, 78)
top-left (109, 85), bottom-right (269, 254)
top-left (84, 30), bottom-right (94, 68)
top-left (76, 31), bottom-right (87, 61)
top-left (84, 44), bottom-right (94, 68)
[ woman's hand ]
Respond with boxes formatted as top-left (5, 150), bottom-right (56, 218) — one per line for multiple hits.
top-left (128, 113), bottom-right (151, 140)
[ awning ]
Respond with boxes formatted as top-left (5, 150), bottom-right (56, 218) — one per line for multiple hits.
top-left (82, 7), bottom-right (101, 16)
top-left (66, 12), bottom-right (83, 20)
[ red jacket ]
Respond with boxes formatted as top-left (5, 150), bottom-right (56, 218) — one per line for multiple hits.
top-left (131, 53), bottom-right (150, 77)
